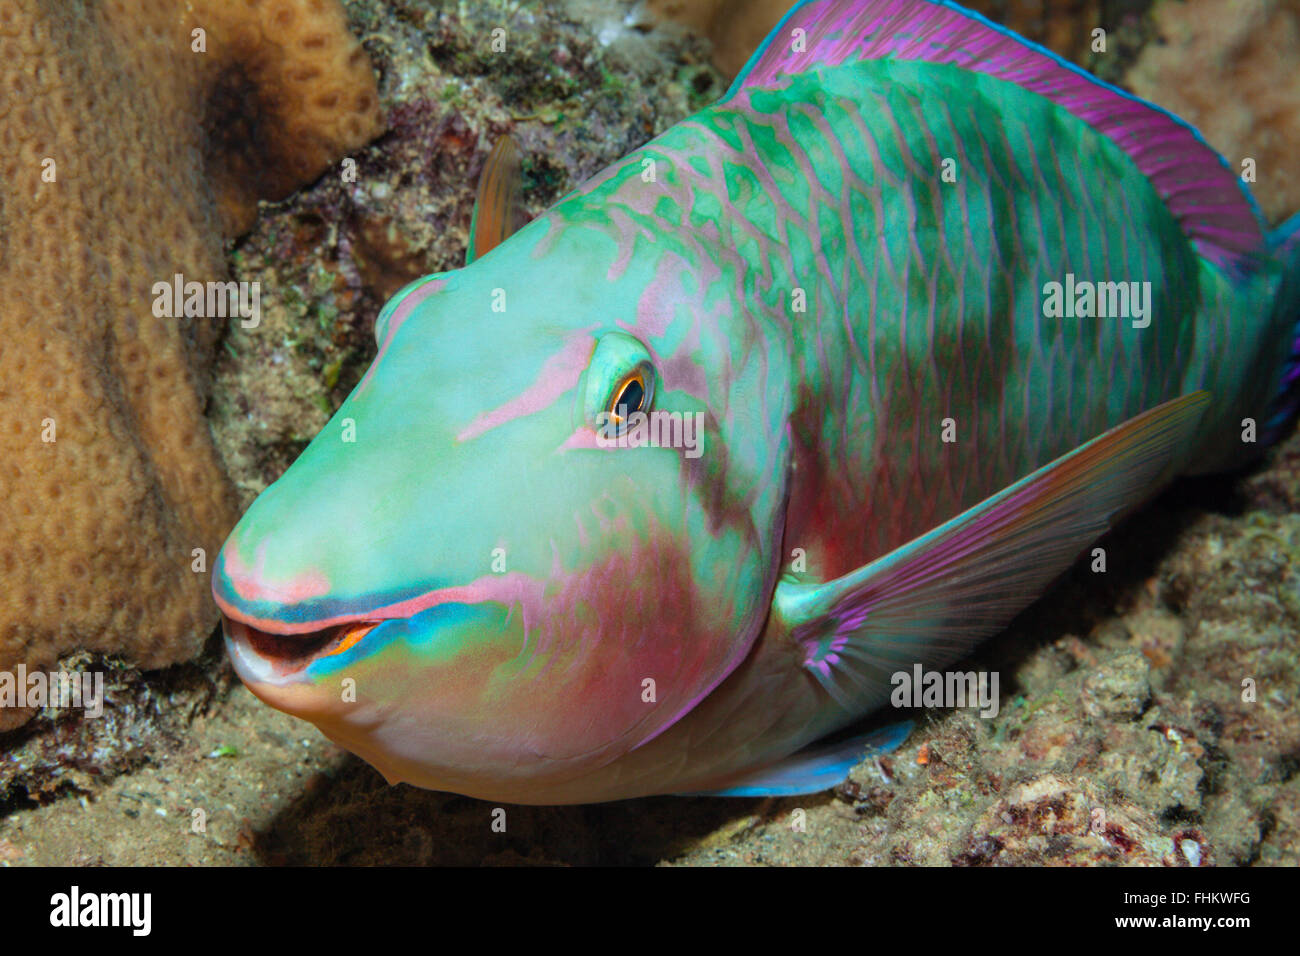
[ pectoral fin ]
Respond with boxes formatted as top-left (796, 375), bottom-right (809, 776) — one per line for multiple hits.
top-left (777, 392), bottom-right (1211, 710)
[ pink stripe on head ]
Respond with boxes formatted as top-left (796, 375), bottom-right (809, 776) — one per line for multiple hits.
top-left (219, 540), bottom-right (332, 606)
top-left (557, 427), bottom-right (607, 452)
top-left (457, 332), bottom-right (597, 442)
top-left (356, 277), bottom-right (448, 398)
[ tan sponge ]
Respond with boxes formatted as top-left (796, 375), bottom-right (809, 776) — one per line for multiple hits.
top-left (0, 0), bottom-right (382, 728)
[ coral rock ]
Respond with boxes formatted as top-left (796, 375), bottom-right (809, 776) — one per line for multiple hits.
top-left (1080, 648), bottom-right (1152, 721)
top-left (646, 0), bottom-right (1101, 77)
top-left (195, 0), bottom-right (386, 234)
top-left (961, 773), bottom-right (1197, 865)
top-left (1127, 0), bottom-right (1300, 224)
top-left (0, 0), bottom-right (381, 729)
top-left (646, 0), bottom-right (793, 76)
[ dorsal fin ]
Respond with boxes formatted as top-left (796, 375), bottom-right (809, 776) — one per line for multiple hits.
top-left (467, 134), bottom-right (526, 265)
top-left (724, 0), bottom-right (1264, 275)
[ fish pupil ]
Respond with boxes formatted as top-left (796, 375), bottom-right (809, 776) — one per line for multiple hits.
top-left (614, 377), bottom-right (644, 418)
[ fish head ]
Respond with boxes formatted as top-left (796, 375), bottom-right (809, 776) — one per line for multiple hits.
top-left (213, 208), bottom-right (792, 800)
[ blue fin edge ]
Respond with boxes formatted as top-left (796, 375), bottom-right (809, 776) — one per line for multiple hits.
top-left (677, 721), bottom-right (914, 798)
top-left (1263, 212), bottom-right (1300, 444)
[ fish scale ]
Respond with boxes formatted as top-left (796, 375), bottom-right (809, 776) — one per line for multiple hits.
top-left (213, 0), bottom-right (1300, 802)
top-left (698, 66), bottom-right (1198, 568)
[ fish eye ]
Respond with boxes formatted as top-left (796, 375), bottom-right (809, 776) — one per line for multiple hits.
top-left (608, 364), bottom-right (653, 427)
top-left (581, 332), bottom-right (658, 436)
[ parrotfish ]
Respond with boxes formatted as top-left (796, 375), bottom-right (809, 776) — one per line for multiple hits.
top-left (214, 0), bottom-right (1300, 804)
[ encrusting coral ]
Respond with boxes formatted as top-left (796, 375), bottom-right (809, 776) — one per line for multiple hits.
top-left (0, 0), bottom-right (382, 729)
top-left (1126, 0), bottom-right (1300, 224)
top-left (644, 0), bottom-right (1105, 77)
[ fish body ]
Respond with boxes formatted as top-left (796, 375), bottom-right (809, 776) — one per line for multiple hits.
top-left (214, 0), bottom-right (1300, 803)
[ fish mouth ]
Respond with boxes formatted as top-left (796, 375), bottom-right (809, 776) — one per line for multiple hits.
top-left (224, 616), bottom-right (382, 683)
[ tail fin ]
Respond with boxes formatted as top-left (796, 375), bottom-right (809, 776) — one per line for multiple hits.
top-left (1262, 212), bottom-right (1300, 446)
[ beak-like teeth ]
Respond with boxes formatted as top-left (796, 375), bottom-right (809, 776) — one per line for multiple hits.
top-left (223, 617), bottom-right (380, 681)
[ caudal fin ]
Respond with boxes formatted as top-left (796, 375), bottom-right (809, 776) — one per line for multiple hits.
top-left (1262, 213), bottom-right (1300, 446)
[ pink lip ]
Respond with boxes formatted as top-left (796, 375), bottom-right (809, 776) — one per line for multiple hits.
top-left (215, 571), bottom-right (548, 637)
